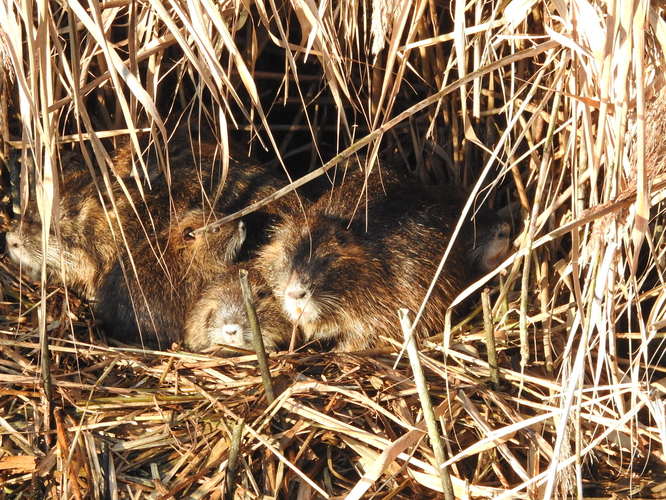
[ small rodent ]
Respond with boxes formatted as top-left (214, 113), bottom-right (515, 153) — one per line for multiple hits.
top-left (5, 140), bottom-right (298, 300)
top-left (184, 264), bottom-right (293, 352)
top-left (469, 219), bottom-right (512, 274)
top-left (95, 208), bottom-right (247, 347)
top-left (258, 175), bottom-right (468, 351)
top-left (4, 166), bottom-right (144, 299)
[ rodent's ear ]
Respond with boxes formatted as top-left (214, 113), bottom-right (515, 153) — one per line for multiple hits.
top-left (237, 220), bottom-right (247, 242)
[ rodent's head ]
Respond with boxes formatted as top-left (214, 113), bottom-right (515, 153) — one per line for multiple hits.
top-left (187, 273), bottom-right (278, 351)
top-left (170, 209), bottom-right (246, 266)
top-left (5, 218), bottom-right (51, 279)
top-left (471, 220), bottom-right (511, 273)
top-left (5, 213), bottom-right (99, 295)
top-left (261, 212), bottom-right (370, 326)
top-left (4, 168), bottom-right (112, 278)
top-left (202, 283), bottom-right (253, 350)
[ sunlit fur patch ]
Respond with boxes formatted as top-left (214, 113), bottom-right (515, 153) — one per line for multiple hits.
top-left (209, 322), bottom-right (248, 348)
top-left (6, 231), bottom-right (41, 279)
top-left (280, 280), bottom-right (321, 325)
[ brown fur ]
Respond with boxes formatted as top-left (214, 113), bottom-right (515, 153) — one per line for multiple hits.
top-left (258, 174), bottom-right (469, 351)
top-left (184, 263), bottom-right (292, 352)
top-left (5, 140), bottom-right (298, 301)
top-left (5, 167), bottom-right (143, 299)
top-left (96, 209), bottom-right (247, 347)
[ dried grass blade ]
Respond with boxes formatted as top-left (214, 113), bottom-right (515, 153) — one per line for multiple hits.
top-left (345, 426), bottom-right (425, 500)
top-left (206, 40), bottom-right (559, 230)
top-left (453, 0), bottom-right (481, 146)
top-left (631, 1), bottom-right (649, 274)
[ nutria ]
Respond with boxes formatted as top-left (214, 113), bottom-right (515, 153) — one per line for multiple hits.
top-left (95, 208), bottom-right (247, 347)
top-left (184, 263), bottom-right (293, 352)
top-left (4, 139), bottom-right (299, 300)
top-left (257, 174), bottom-right (469, 351)
top-left (469, 219), bottom-right (512, 274)
top-left (4, 165), bottom-right (146, 299)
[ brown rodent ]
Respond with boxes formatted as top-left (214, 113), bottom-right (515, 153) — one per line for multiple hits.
top-left (184, 263), bottom-right (293, 352)
top-left (4, 165), bottom-right (144, 299)
top-left (258, 174), bottom-right (469, 351)
top-left (469, 219), bottom-right (512, 274)
top-left (95, 208), bottom-right (247, 347)
top-left (5, 140), bottom-right (299, 301)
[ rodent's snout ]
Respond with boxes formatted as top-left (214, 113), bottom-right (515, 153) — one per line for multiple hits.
top-left (5, 230), bottom-right (20, 252)
top-left (210, 322), bottom-right (246, 348)
top-left (281, 272), bottom-right (318, 323)
top-left (286, 287), bottom-right (307, 300)
top-left (285, 271), bottom-right (308, 300)
top-left (222, 323), bottom-right (243, 338)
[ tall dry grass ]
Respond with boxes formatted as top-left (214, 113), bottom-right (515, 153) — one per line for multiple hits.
top-left (1, 0), bottom-right (665, 498)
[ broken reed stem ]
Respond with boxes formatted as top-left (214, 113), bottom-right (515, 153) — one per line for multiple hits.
top-left (239, 269), bottom-right (275, 404)
top-left (226, 418), bottom-right (244, 500)
top-left (399, 309), bottom-right (454, 500)
top-left (539, 260), bottom-right (554, 374)
top-left (519, 81), bottom-right (563, 368)
top-left (482, 289), bottom-right (500, 389)
top-left (38, 292), bottom-right (53, 439)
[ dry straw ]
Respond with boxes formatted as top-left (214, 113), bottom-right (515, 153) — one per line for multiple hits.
top-left (1, 0), bottom-right (666, 498)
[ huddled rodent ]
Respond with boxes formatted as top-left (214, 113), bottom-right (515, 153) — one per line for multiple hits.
top-left (91, 142), bottom-right (301, 347)
top-left (469, 218), bottom-right (512, 274)
top-left (95, 208), bottom-right (247, 347)
top-left (257, 170), bottom-right (469, 351)
top-left (5, 165), bottom-right (144, 299)
top-left (184, 263), bottom-right (293, 352)
top-left (5, 140), bottom-right (298, 300)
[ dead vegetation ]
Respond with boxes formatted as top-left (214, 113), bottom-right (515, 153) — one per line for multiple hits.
top-left (1, 0), bottom-right (666, 498)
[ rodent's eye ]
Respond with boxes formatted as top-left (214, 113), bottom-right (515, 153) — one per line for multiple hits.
top-left (182, 227), bottom-right (196, 241)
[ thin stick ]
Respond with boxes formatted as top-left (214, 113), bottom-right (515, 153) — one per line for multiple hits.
top-left (482, 288), bottom-right (500, 389)
top-left (399, 309), bottom-right (454, 500)
top-left (225, 418), bottom-right (244, 500)
top-left (239, 269), bottom-right (275, 404)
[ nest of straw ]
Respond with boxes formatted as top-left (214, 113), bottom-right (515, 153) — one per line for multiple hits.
top-left (2, 0), bottom-right (666, 498)
top-left (1, 271), bottom-right (660, 499)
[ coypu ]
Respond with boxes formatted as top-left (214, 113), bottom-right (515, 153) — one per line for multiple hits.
top-left (257, 173), bottom-right (469, 351)
top-left (95, 208), bottom-right (247, 347)
top-left (4, 139), bottom-right (300, 301)
top-left (469, 219), bottom-right (512, 274)
top-left (4, 165), bottom-right (146, 299)
top-left (184, 264), bottom-right (293, 352)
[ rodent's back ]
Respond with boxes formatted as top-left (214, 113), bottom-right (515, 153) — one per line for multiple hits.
top-left (259, 182), bottom-right (469, 350)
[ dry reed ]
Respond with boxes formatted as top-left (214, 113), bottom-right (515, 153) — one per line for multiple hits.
top-left (1, 0), bottom-right (666, 498)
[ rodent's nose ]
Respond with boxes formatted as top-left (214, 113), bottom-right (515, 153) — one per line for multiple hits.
top-left (5, 231), bottom-right (19, 248)
top-left (222, 324), bottom-right (242, 338)
top-left (286, 287), bottom-right (307, 300)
